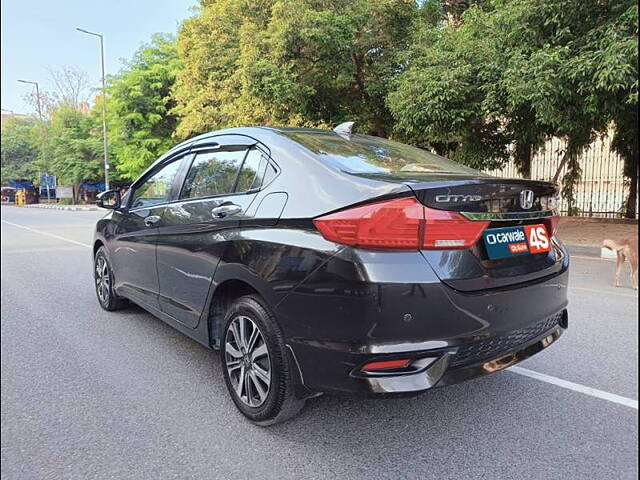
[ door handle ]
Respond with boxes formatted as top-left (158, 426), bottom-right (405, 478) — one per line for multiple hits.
top-left (144, 215), bottom-right (161, 227)
top-left (211, 204), bottom-right (242, 219)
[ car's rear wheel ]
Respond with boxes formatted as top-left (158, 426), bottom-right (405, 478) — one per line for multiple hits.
top-left (221, 295), bottom-right (304, 426)
top-left (94, 247), bottom-right (128, 311)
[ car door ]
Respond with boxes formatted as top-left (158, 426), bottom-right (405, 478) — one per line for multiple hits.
top-left (110, 155), bottom-right (187, 310)
top-left (155, 136), bottom-right (271, 327)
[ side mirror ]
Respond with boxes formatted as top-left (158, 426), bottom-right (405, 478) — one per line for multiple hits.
top-left (97, 189), bottom-right (121, 209)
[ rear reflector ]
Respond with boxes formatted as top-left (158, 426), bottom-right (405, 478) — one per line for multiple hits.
top-left (539, 215), bottom-right (559, 238)
top-left (313, 197), bottom-right (489, 250)
top-left (549, 215), bottom-right (559, 236)
top-left (361, 359), bottom-right (412, 371)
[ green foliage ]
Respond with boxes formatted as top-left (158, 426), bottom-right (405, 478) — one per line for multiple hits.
top-left (387, 7), bottom-right (510, 169)
top-left (174, 0), bottom-right (419, 138)
top-left (388, 0), bottom-right (638, 209)
top-left (106, 33), bottom-right (181, 180)
top-left (48, 106), bottom-right (104, 188)
top-left (574, 1), bottom-right (638, 217)
top-left (1, 118), bottom-right (40, 182)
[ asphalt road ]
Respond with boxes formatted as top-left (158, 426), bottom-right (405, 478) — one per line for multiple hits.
top-left (1, 206), bottom-right (638, 480)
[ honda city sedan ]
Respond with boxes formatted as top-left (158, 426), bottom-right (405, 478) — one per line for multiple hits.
top-left (93, 123), bottom-right (569, 425)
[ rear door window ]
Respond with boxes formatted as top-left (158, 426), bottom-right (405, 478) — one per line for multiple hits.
top-left (236, 149), bottom-right (268, 192)
top-left (180, 150), bottom-right (246, 199)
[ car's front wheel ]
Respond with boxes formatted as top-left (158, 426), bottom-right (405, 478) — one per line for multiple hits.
top-left (94, 247), bottom-right (128, 311)
top-left (221, 295), bottom-right (305, 426)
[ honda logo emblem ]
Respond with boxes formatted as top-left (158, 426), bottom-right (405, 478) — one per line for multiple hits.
top-left (520, 190), bottom-right (535, 210)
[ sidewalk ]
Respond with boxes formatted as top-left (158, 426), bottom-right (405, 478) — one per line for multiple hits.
top-left (20, 203), bottom-right (98, 211)
top-left (557, 217), bottom-right (638, 257)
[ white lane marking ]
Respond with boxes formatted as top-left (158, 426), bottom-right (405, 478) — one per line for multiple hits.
top-left (570, 285), bottom-right (638, 299)
top-left (1, 246), bottom-right (85, 255)
top-left (509, 366), bottom-right (638, 410)
top-left (571, 255), bottom-right (614, 262)
top-left (1, 220), bottom-right (91, 248)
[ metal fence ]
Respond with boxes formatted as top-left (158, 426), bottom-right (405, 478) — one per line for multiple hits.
top-left (484, 134), bottom-right (638, 218)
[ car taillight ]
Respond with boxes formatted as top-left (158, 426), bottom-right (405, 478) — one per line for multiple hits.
top-left (312, 197), bottom-right (423, 249)
top-left (313, 197), bottom-right (489, 250)
top-left (422, 207), bottom-right (488, 249)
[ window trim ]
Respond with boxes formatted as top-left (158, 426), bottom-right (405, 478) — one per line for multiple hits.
top-left (128, 141), bottom-right (194, 192)
top-left (176, 145), bottom-right (278, 203)
top-left (127, 153), bottom-right (192, 212)
top-left (125, 136), bottom-right (280, 212)
top-left (232, 147), bottom-right (274, 194)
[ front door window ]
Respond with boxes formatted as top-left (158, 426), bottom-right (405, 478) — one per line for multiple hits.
top-left (131, 160), bottom-right (183, 209)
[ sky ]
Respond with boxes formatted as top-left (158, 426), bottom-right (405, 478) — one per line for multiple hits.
top-left (1, 0), bottom-right (196, 115)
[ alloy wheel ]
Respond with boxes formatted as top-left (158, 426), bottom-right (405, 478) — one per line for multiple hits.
top-left (225, 315), bottom-right (271, 407)
top-left (95, 256), bottom-right (110, 305)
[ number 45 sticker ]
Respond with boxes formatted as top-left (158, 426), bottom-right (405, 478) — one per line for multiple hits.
top-left (524, 224), bottom-right (551, 254)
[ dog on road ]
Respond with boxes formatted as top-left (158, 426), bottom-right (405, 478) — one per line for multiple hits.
top-left (602, 237), bottom-right (638, 289)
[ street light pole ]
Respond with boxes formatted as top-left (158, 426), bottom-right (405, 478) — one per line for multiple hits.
top-left (17, 79), bottom-right (48, 202)
top-left (17, 79), bottom-right (43, 121)
top-left (77, 27), bottom-right (109, 191)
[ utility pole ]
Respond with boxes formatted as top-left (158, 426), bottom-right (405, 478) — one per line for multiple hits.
top-left (76, 27), bottom-right (109, 191)
top-left (17, 79), bottom-right (48, 202)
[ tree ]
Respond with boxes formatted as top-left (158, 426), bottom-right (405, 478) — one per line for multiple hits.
top-left (174, 0), bottom-right (418, 138)
top-left (48, 106), bottom-right (104, 203)
top-left (491, 0), bottom-right (634, 213)
top-left (565, 1), bottom-right (638, 218)
top-left (387, 5), bottom-right (511, 170)
top-left (388, 0), bottom-right (638, 214)
top-left (106, 33), bottom-right (181, 180)
top-left (49, 66), bottom-right (92, 110)
top-left (0, 117), bottom-right (39, 182)
top-left (22, 90), bottom-right (57, 121)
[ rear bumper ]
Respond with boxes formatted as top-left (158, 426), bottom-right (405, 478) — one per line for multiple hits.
top-left (278, 249), bottom-right (569, 396)
top-left (288, 309), bottom-right (566, 396)
top-left (437, 317), bottom-right (564, 389)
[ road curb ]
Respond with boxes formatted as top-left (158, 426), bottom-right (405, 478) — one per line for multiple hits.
top-left (20, 204), bottom-right (98, 212)
top-left (566, 244), bottom-right (615, 259)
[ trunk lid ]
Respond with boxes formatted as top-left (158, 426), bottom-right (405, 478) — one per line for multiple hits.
top-left (407, 178), bottom-right (565, 292)
top-left (409, 177), bottom-right (557, 214)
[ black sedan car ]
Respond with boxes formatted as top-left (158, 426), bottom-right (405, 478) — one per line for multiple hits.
top-left (93, 124), bottom-right (569, 425)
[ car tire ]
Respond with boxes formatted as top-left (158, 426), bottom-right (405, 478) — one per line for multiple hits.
top-left (221, 294), bottom-right (305, 426)
top-left (94, 247), bottom-right (128, 311)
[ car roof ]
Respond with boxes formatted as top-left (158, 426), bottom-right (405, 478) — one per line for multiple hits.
top-left (162, 126), bottom-right (321, 156)
top-left (181, 126), bottom-right (348, 145)
top-left (134, 126), bottom-right (331, 187)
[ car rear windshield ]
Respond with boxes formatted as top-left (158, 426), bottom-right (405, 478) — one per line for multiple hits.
top-left (283, 130), bottom-right (480, 176)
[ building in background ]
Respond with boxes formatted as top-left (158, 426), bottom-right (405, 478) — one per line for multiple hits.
top-left (1, 111), bottom-right (30, 126)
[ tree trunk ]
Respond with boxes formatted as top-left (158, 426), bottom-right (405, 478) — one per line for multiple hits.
top-left (443, 0), bottom-right (471, 25)
top-left (611, 108), bottom-right (638, 219)
top-left (552, 149), bottom-right (570, 184)
top-left (73, 181), bottom-right (82, 205)
top-left (624, 152), bottom-right (638, 219)
top-left (351, 52), bottom-right (386, 138)
top-left (515, 142), bottom-right (533, 179)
